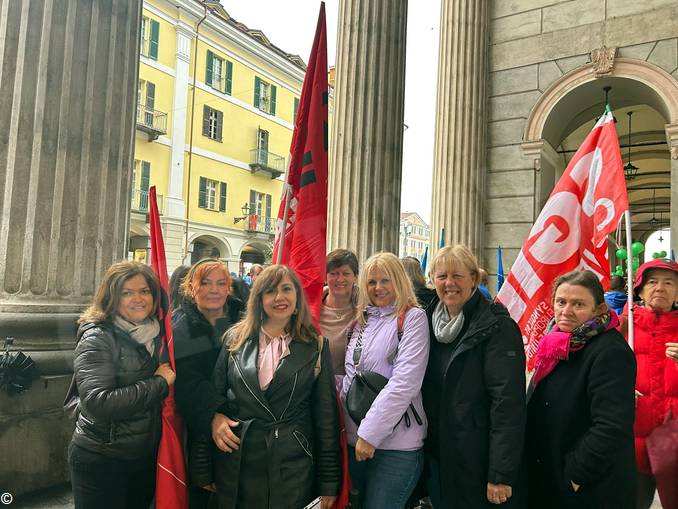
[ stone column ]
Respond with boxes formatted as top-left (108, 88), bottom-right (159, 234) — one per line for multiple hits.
top-left (430, 0), bottom-right (489, 254)
top-left (327, 0), bottom-right (408, 258)
top-left (667, 125), bottom-right (678, 259)
top-left (0, 0), bottom-right (141, 495)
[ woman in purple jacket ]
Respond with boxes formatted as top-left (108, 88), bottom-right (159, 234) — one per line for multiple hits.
top-left (340, 252), bottom-right (430, 509)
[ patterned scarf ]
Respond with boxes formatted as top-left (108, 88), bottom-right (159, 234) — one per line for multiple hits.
top-left (532, 311), bottom-right (619, 387)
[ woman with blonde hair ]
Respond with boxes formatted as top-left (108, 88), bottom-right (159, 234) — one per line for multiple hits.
top-left (196, 265), bottom-right (340, 509)
top-left (172, 258), bottom-right (244, 507)
top-left (422, 245), bottom-right (525, 508)
top-left (340, 252), bottom-right (430, 509)
top-left (68, 261), bottom-right (175, 509)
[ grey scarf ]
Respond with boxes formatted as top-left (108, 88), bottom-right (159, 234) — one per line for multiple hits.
top-left (432, 300), bottom-right (465, 344)
top-left (113, 315), bottom-right (160, 355)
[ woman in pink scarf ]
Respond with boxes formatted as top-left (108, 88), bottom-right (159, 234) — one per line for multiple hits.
top-left (526, 270), bottom-right (637, 509)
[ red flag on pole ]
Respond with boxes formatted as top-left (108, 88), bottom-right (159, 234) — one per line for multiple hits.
top-left (149, 186), bottom-right (188, 509)
top-left (272, 2), bottom-right (328, 324)
top-left (496, 108), bottom-right (629, 370)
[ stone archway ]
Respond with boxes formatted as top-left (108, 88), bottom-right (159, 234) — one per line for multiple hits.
top-left (522, 58), bottom-right (678, 257)
top-left (188, 234), bottom-right (231, 264)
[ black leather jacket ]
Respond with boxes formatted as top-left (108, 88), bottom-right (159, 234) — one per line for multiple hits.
top-left (193, 333), bottom-right (341, 509)
top-left (70, 322), bottom-right (168, 460)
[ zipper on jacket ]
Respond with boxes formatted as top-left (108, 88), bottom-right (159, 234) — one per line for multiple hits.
top-left (232, 356), bottom-right (277, 421)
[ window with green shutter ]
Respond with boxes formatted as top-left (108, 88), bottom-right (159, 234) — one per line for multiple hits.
top-left (269, 85), bottom-right (276, 116)
top-left (199, 177), bottom-right (207, 208)
top-left (149, 19), bottom-right (159, 60)
top-left (225, 61), bottom-right (233, 95)
top-left (254, 77), bottom-right (261, 109)
top-left (206, 50), bottom-right (214, 87)
top-left (219, 182), bottom-right (227, 212)
top-left (202, 105), bottom-right (223, 142)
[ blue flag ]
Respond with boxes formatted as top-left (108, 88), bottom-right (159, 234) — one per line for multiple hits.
top-left (497, 245), bottom-right (505, 293)
top-left (439, 227), bottom-right (445, 249)
top-left (421, 245), bottom-right (428, 274)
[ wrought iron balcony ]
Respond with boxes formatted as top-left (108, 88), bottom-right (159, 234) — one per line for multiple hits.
top-left (131, 189), bottom-right (163, 214)
top-left (249, 148), bottom-right (285, 179)
top-left (246, 214), bottom-right (275, 235)
top-left (136, 104), bottom-right (167, 140)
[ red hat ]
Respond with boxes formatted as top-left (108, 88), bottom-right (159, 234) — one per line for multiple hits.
top-left (633, 258), bottom-right (678, 298)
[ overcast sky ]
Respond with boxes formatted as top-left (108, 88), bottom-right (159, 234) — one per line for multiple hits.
top-left (223, 0), bottom-right (441, 224)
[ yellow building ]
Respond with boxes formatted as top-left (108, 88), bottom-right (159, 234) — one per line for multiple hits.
top-left (130, 0), bottom-right (307, 273)
top-left (399, 212), bottom-right (430, 261)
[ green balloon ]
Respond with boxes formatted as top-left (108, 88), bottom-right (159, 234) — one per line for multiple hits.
top-left (616, 248), bottom-right (628, 260)
top-left (631, 242), bottom-right (645, 255)
top-left (653, 252), bottom-right (662, 259)
top-left (660, 250), bottom-right (667, 258)
top-left (632, 257), bottom-right (640, 271)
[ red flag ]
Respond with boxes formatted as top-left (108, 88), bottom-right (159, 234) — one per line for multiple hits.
top-left (496, 109), bottom-right (629, 370)
top-left (272, 2), bottom-right (328, 324)
top-left (149, 186), bottom-right (188, 509)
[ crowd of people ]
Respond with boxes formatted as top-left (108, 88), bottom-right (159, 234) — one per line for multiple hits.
top-left (66, 248), bottom-right (678, 509)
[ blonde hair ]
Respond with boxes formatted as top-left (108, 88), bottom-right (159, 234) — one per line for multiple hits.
top-left (181, 258), bottom-right (231, 301)
top-left (227, 265), bottom-right (319, 352)
top-left (79, 261), bottom-right (160, 324)
top-left (430, 244), bottom-right (480, 285)
top-left (357, 252), bottom-right (418, 324)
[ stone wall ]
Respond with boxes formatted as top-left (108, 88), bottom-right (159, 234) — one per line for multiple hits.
top-left (485, 0), bottom-right (678, 283)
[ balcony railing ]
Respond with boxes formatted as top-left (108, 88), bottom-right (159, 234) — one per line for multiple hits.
top-left (136, 104), bottom-right (167, 140)
top-left (131, 189), bottom-right (163, 214)
top-left (249, 148), bottom-right (285, 179)
top-left (246, 214), bottom-right (275, 235)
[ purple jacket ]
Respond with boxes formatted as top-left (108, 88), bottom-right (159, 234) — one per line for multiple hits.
top-left (340, 305), bottom-right (429, 451)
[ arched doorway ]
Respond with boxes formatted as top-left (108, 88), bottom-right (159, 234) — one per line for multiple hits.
top-left (189, 234), bottom-right (230, 265)
top-left (522, 58), bottom-right (678, 261)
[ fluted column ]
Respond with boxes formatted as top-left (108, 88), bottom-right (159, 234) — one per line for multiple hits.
top-left (431, 0), bottom-right (488, 254)
top-left (328, 0), bottom-right (408, 258)
top-left (0, 0), bottom-right (142, 494)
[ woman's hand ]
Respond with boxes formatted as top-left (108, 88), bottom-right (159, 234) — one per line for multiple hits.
top-left (320, 496), bottom-right (337, 509)
top-left (487, 483), bottom-right (512, 504)
top-left (666, 342), bottom-right (678, 363)
top-left (155, 363), bottom-right (176, 386)
top-left (354, 437), bottom-right (375, 462)
top-left (211, 413), bottom-right (240, 453)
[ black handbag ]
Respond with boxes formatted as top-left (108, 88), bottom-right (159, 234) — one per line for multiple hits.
top-left (345, 314), bottom-right (422, 427)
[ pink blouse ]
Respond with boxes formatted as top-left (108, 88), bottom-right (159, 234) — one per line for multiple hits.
top-left (257, 328), bottom-right (292, 390)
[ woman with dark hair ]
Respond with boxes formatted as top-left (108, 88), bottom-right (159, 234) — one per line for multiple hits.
top-left (68, 261), bottom-right (175, 509)
top-left (622, 258), bottom-right (678, 508)
top-left (169, 265), bottom-right (190, 310)
top-left (172, 258), bottom-right (244, 507)
top-left (422, 245), bottom-right (525, 508)
top-left (320, 248), bottom-right (359, 381)
top-left (400, 256), bottom-right (436, 308)
top-left (526, 270), bottom-right (637, 509)
top-left (198, 265), bottom-right (340, 509)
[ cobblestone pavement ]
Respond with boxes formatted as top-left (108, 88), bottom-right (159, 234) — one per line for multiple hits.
top-left (6, 483), bottom-right (665, 508)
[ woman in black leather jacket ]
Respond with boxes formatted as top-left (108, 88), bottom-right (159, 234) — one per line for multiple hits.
top-left (68, 261), bottom-right (175, 509)
top-left (172, 259), bottom-right (243, 507)
top-left (194, 265), bottom-right (340, 509)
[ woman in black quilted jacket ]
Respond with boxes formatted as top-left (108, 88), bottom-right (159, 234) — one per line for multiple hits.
top-left (68, 261), bottom-right (175, 509)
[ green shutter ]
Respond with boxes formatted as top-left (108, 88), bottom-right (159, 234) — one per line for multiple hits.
top-left (225, 61), bottom-right (233, 95)
top-left (149, 19), bottom-right (159, 60)
top-left (216, 110), bottom-right (223, 142)
top-left (293, 97), bottom-right (299, 122)
top-left (206, 50), bottom-right (214, 87)
top-left (249, 190), bottom-right (256, 218)
top-left (202, 105), bottom-right (210, 136)
top-left (141, 161), bottom-right (151, 191)
top-left (269, 85), bottom-right (276, 116)
top-left (198, 177), bottom-right (207, 208)
top-left (146, 82), bottom-right (155, 109)
top-left (265, 194), bottom-right (271, 218)
top-left (254, 77), bottom-right (261, 109)
top-left (219, 182), bottom-right (226, 212)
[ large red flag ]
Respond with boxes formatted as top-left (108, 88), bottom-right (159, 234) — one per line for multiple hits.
top-left (496, 108), bottom-right (629, 370)
top-left (149, 186), bottom-right (188, 509)
top-left (272, 2), bottom-right (328, 323)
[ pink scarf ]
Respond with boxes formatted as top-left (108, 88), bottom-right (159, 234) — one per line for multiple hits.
top-left (532, 311), bottom-right (619, 387)
top-left (257, 328), bottom-right (292, 390)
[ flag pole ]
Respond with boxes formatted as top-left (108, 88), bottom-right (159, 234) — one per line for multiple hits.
top-left (275, 183), bottom-right (292, 265)
top-left (624, 210), bottom-right (634, 350)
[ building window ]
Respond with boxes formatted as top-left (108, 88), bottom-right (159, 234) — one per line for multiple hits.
top-left (254, 76), bottom-right (277, 115)
top-left (256, 128), bottom-right (269, 165)
top-left (202, 105), bottom-right (223, 141)
top-left (198, 177), bottom-right (226, 211)
top-left (131, 159), bottom-right (151, 212)
top-left (140, 16), bottom-right (159, 60)
top-left (206, 50), bottom-right (232, 95)
top-left (249, 189), bottom-right (273, 232)
top-left (137, 79), bottom-right (156, 127)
